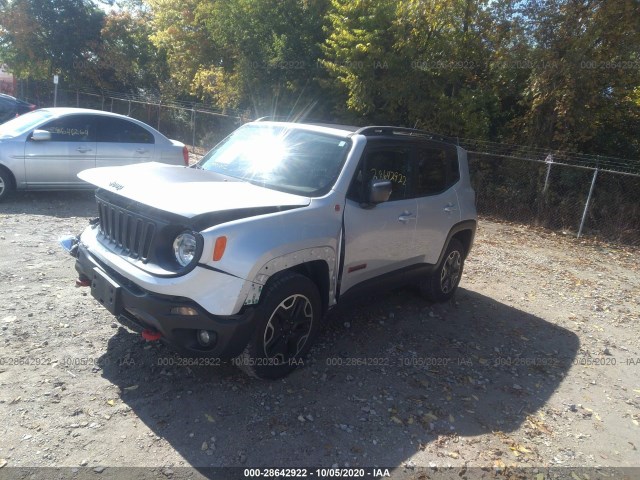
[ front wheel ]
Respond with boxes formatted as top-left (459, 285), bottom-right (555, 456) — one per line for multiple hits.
top-left (235, 272), bottom-right (322, 379)
top-left (0, 169), bottom-right (14, 202)
top-left (420, 238), bottom-right (465, 302)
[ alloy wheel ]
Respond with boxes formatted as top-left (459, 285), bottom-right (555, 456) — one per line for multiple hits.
top-left (263, 294), bottom-right (313, 364)
top-left (440, 250), bottom-right (462, 294)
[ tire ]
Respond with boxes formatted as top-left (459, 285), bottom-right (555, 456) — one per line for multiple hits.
top-left (421, 238), bottom-right (465, 302)
top-left (235, 272), bottom-right (322, 379)
top-left (0, 168), bottom-right (14, 202)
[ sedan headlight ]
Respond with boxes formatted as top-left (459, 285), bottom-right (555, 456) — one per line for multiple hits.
top-left (173, 231), bottom-right (198, 267)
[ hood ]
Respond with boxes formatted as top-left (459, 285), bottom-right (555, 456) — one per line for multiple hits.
top-left (78, 162), bottom-right (311, 218)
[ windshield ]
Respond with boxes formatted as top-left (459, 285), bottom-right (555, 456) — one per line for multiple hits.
top-left (199, 124), bottom-right (351, 196)
top-left (0, 110), bottom-right (54, 138)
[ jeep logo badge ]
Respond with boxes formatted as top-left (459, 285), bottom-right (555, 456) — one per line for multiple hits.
top-left (109, 181), bottom-right (124, 191)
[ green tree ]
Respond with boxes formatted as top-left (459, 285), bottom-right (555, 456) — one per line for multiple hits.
top-left (86, 10), bottom-right (169, 93)
top-left (322, 0), bottom-right (499, 137)
top-left (149, 0), bottom-right (330, 116)
top-left (0, 0), bottom-right (104, 83)
top-left (516, 0), bottom-right (640, 156)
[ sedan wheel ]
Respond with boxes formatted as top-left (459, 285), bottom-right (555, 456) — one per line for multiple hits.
top-left (0, 169), bottom-right (13, 202)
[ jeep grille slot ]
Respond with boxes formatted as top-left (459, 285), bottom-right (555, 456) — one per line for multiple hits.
top-left (97, 200), bottom-right (156, 261)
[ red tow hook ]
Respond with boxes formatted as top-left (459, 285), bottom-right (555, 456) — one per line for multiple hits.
top-left (142, 329), bottom-right (162, 341)
top-left (75, 278), bottom-right (91, 287)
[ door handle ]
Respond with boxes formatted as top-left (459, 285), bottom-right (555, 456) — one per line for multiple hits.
top-left (76, 147), bottom-right (92, 153)
top-left (443, 203), bottom-right (458, 213)
top-left (136, 148), bottom-right (148, 154)
top-left (398, 211), bottom-right (416, 223)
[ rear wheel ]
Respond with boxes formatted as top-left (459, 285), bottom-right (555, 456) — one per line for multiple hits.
top-left (421, 238), bottom-right (465, 302)
top-left (0, 168), bottom-right (14, 202)
top-left (235, 272), bottom-right (321, 379)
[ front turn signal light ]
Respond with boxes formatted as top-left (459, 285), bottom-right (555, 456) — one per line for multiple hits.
top-left (213, 236), bottom-right (227, 261)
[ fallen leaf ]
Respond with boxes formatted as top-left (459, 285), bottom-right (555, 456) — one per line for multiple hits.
top-left (526, 415), bottom-right (552, 434)
top-left (106, 399), bottom-right (115, 406)
top-left (391, 416), bottom-right (403, 425)
top-left (205, 414), bottom-right (215, 423)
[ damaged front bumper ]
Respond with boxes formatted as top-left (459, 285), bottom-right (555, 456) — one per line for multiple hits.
top-left (61, 231), bottom-right (257, 359)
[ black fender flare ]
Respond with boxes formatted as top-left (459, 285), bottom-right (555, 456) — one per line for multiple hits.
top-left (434, 219), bottom-right (477, 267)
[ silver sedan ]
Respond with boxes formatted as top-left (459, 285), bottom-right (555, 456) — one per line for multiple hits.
top-left (0, 108), bottom-right (188, 201)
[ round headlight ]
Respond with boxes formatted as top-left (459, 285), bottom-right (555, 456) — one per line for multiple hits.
top-left (173, 232), bottom-right (198, 267)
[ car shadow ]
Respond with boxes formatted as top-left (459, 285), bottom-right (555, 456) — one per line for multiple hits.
top-left (0, 190), bottom-right (97, 218)
top-left (97, 286), bottom-right (579, 470)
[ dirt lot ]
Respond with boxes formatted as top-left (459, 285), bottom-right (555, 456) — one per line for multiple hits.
top-left (0, 191), bottom-right (639, 479)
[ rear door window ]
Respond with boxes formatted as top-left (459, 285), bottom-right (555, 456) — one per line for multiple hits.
top-left (415, 143), bottom-right (460, 196)
top-left (96, 117), bottom-right (155, 144)
top-left (0, 98), bottom-right (15, 121)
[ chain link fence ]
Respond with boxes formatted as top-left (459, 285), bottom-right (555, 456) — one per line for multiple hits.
top-left (468, 153), bottom-right (640, 246)
top-left (12, 79), bottom-right (640, 246)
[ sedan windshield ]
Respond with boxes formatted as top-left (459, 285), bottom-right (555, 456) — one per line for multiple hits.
top-left (199, 124), bottom-right (351, 196)
top-left (0, 110), bottom-right (54, 138)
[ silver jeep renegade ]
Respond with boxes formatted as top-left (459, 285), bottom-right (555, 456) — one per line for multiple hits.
top-left (66, 121), bottom-right (477, 379)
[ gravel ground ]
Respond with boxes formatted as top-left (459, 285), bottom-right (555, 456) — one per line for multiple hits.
top-left (0, 191), bottom-right (639, 479)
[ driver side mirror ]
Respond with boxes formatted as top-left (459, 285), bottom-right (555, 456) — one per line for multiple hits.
top-left (31, 129), bottom-right (51, 141)
top-left (366, 179), bottom-right (392, 205)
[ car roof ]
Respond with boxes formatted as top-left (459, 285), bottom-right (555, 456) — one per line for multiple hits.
top-left (0, 93), bottom-right (18, 102)
top-left (0, 93), bottom-right (32, 104)
top-left (37, 107), bottom-right (132, 118)
top-left (251, 120), bottom-right (458, 145)
top-left (247, 120), bottom-right (357, 138)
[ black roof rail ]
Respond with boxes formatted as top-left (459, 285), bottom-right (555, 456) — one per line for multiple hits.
top-left (354, 126), bottom-right (457, 144)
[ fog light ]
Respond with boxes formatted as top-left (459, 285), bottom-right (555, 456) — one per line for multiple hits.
top-left (197, 329), bottom-right (217, 347)
top-left (171, 306), bottom-right (199, 316)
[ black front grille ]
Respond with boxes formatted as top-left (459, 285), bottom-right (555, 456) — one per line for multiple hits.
top-left (97, 199), bottom-right (156, 261)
